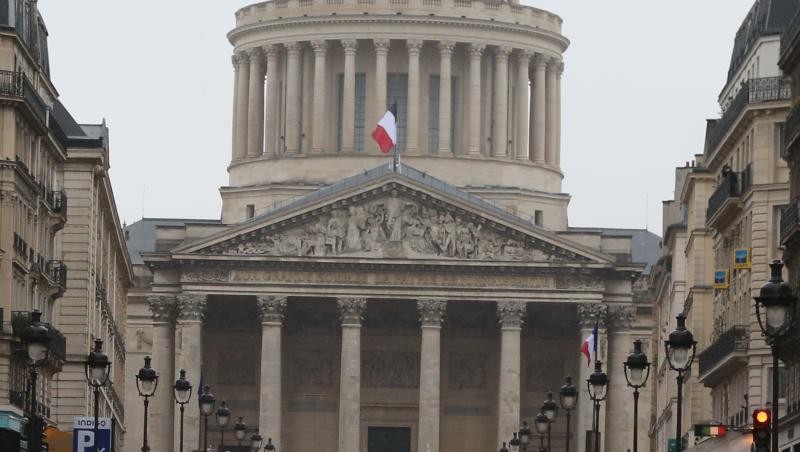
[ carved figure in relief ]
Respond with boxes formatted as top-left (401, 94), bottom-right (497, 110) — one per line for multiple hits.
top-left (215, 195), bottom-right (571, 262)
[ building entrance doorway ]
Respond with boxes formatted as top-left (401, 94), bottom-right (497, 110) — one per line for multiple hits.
top-left (367, 426), bottom-right (411, 452)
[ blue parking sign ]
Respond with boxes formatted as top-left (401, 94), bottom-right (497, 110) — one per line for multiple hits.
top-left (73, 417), bottom-right (113, 452)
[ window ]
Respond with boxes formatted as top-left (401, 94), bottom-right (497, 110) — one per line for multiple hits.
top-left (387, 73), bottom-right (408, 151)
top-left (246, 204), bottom-right (255, 220)
top-left (776, 122), bottom-right (786, 160)
top-left (428, 75), bottom-right (440, 153)
top-left (336, 73), bottom-right (367, 152)
top-left (535, 210), bottom-right (544, 226)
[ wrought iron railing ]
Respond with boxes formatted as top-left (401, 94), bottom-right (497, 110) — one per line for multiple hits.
top-left (707, 170), bottom-right (741, 221)
top-left (0, 69), bottom-right (48, 125)
top-left (47, 260), bottom-right (67, 290)
top-left (698, 325), bottom-right (749, 376)
top-left (781, 198), bottom-right (800, 245)
top-left (706, 76), bottom-right (792, 156)
top-left (46, 190), bottom-right (67, 215)
top-left (786, 104), bottom-right (800, 157)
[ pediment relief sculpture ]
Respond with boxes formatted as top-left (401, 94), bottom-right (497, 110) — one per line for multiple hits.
top-left (203, 193), bottom-right (587, 263)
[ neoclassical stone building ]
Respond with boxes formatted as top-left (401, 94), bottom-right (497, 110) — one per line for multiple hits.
top-left (123, 1), bottom-right (657, 452)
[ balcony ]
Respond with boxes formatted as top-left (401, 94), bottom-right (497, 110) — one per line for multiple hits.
top-left (705, 77), bottom-right (792, 157)
top-left (0, 69), bottom-right (50, 129)
top-left (706, 165), bottom-right (751, 228)
top-left (45, 190), bottom-right (67, 216)
top-left (10, 311), bottom-right (67, 364)
top-left (782, 199), bottom-right (800, 246)
top-left (698, 325), bottom-right (749, 387)
top-left (46, 260), bottom-right (67, 291)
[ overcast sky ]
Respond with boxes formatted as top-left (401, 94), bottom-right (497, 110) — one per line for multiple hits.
top-left (38, 0), bottom-right (757, 235)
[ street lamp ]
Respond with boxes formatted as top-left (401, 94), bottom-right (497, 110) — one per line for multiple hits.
top-left (587, 360), bottom-right (608, 452)
top-left (509, 432), bottom-right (520, 452)
top-left (199, 385), bottom-right (216, 452)
top-left (85, 339), bottom-right (111, 452)
top-left (135, 356), bottom-right (158, 452)
top-left (215, 400), bottom-right (231, 449)
top-left (265, 437), bottom-right (275, 451)
top-left (559, 376), bottom-right (578, 452)
top-left (20, 310), bottom-right (50, 452)
top-left (519, 421), bottom-right (532, 451)
top-left (498, 442), bottom-right (509, 452)
top-left (664, 313), bottom-right (696, 452)
top-left (754, 260), bottom-right (797, 452)
top-left (234, 417), bottom-right (247, 446)
top-left (534, 411), bottom-right (549, 452)
top-left (250, 431), bottom-right (263, 451)
top-left (173, 369), bottom-right (192, 452)
top-left (623, 339), bottom-right (650, 452)
top-left (542, 392), bottom-right (559, 451)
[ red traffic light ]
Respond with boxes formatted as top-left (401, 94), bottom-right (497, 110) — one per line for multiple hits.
top-left (753, 409), bottom-right (770, 427)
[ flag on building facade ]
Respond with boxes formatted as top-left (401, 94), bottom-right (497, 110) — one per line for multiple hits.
top-left (581, 321), bottom-right (599, 366)
top-left (371, 101), bottom-right (398, 153)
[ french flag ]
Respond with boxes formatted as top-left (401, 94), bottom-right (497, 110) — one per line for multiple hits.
top-left (581, 322), bottom-right (599, 367)
top-left (371, 101), bottom-right (398, 153)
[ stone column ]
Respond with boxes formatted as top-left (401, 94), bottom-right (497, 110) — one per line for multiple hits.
top-left (545, 57), bottom-right (559, 165)
top-left (247, 48), bottom-right (265, 158)
top-left (576, 304), bottom-right (608, 452)
top-left (341, 40), bottom-right (358, 153)
top-left (373, 39), bottom-right (390, 154)
top-left (235, 51), bottom-right (251, 160)
top-left (438, 41), bottom-right (454, 155)
top-left (146, 295), bottom-right (175, 452)
top-left (174, 294), bottom-right (207, 452)
top-left (231, 54), bottom-right (243, 161)
top-left (496, 301), bottom-right (527, 448)
top-left (257, 296), bottom-right (287, 450)
top-left (468, 43), bottom-right (485, 156)
top-left (493, 47), bottom-right (511, 158)
top-left (417, 299), bottom-right (446, 452)
top-left (285, 42), bottom-right (303, 155)
top-left (264, 45), bottom-right (280, 157)
top-left (516, 51), bottom-right (531, 161)
top-left (531, 54), bottom-right (546, 163)
top-left (337, 297), bottom-right (366, 452)
top-left (311, 40), bottom-right (329, 154)
top-left (556, 62), bottom-right (564, 167)
top-left (406, 40), bottom-right (423, 155)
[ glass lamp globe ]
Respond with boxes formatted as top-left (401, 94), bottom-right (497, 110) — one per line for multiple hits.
top-left (199, 385), bottom-right (216, 416)
top-left (173, 369), bottom-right (192, 404)
top-left (518, 421), bottom-right (532, 445)
top-left (215, 401), bottom-right (231, 428)
top-left (136, 356), bottom-right (159, 397)
top-left (534, 412), bottom-right (549, 434)
top-left (624, 339), bottom-right (651, 388)
top-left (559, 376), bottom-right (578, 410)
top-left (234, 417), bottom-right (247, 441)
top-left (587, 361), bottom-right (608, 401)
top-left (250, 432), bottom-right (263, 450)
top-left (665, 313), bottom-right (696, 371)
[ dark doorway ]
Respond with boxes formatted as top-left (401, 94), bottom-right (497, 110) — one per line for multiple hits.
top-left (367, 426), bottom-right (411, 452)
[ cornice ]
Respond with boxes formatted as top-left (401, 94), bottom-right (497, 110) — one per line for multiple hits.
top-left (228, 15), bottom-right (569, 52)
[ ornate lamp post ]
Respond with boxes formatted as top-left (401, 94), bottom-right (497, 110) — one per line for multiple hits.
top-left (542, 392), bottom-right (559, 451)
top-left (173, 369), bottom-right (192, 452)
top-left (85, 339), bottom-right (111, 452)
top-left (199, 385), bottom-right (216, 452)
top-left (508, 432), bottom-right (520, 452)
top-left (264, 437), bottom-right (275, 451)
top-left (519, 421), bottom-right (532, 452)
top-left (498, 442), bottom-right (509, 452)
top-left (534, 412), bottom-right (549, 452)
top-left (754, 260), bottom-right (797, 452)
top-left (587, 360), bottom-right (608, 452)
top-left (20, 310), bottom-right (50, 452)
top-left (135, 356), bottom-right (159, 452)
top-left (623, 339), bottom-right (651, 452)
top-left (664, 314), bottom-right (696, 452)
top-left (215, 400), bottom-right (231, 449)
top-left (559, 376), bottom-right (578, 452)
top-left (234, 416), bottom-right (247, 446)
top-left (250, 432), bottom-right (263, 451)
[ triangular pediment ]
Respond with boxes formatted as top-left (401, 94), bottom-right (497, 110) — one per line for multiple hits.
top-left (174, 166), bottom-right (615, 265)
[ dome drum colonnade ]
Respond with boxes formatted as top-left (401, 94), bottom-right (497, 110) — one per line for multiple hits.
top-left (228, 0), bottom-right (566, 168)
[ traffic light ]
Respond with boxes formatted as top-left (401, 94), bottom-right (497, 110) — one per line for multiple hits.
top-left (752, 409), bottom-right (771, 452)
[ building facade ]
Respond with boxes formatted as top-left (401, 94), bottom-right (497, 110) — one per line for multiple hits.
top-left (123, 2), bottom-right (659, 452)
top-left (650, 1), bottom-right (797, 451)
top-left (0, 0), bottom-right (132, 450)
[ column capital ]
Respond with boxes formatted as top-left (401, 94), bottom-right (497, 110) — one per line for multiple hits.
top-left (310, 40), bottom-right (328, 54)
top-left (338, 297), bottom-right (367, 326)
top-left (373, 38), bottom-right (390, 53)
top-left (341, 39), bottom-right (359, 52)
top-left (532, 53), bottom-right (547, 68)
top-left (286, 41), bottom-right (303, 55)
top-left (257, 295), bottom-right (287, 323)
top-left (232, 53), bottom-right (246, 68)
top-left (494, 46), bottom-right (512, 59)
top-left (176, 294), bottom-right (207, 321)
top-left (557, 61), bottom-right (565, 77)
top-left (438, 41), bottom-right (455, 55)
top-left (577, 303), bottom-right (608, 329)
top-left (417, 299), bottom-right (447, 327)
top-left (246, 47), bottom-right (264, 62)
top-left (263, 44), bottom-right (280, 59)
top-left (469, 43), bottom-right (485, 57)
top-left (497, 301), bottom-right (527, 328)
top-left (147, 295), bottom-right (175, 322)
top-left (546, 56), bottom-right (562, 72)
top-left (517, 49), bottom-right (532, 64)
top-left (406, 39), bottom-right (423, 54)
